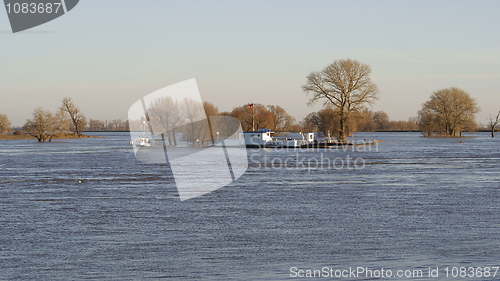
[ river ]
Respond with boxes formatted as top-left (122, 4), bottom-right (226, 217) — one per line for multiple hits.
top-left (1, 132), bottom-right (499, 280)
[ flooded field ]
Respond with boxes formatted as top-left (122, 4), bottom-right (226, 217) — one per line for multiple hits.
top-left (1, 132), bottom-right (499, 280)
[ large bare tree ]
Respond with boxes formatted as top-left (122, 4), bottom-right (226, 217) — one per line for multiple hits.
top-left (302, 59), bottom-right (379, 142)
top-left (488, 110), bottom-right (500, 137)
top-left (267, 105), bottom-right (295, 132)
top-left (181, 98), bottom-right (211, 145)
top-left (60, 97), bottom-right (86, 136)
top-left (23, 108), bottom-right (65, 142)
top-left (147, 96), bottom-right (184, 145)
top-left (0, 114), bottom-right (12, 134)
top-left (418, 87), bottom-right (480, 137)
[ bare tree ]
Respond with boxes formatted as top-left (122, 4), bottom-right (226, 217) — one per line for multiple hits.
top-left (60, 97), bottom-right (86, 136)
top-left (0, 114), bottom-right (12, 134)
top-left (387, 118), bottom-right (419, 131)
top-left (147, 96), bottom-right (184, 145)
top-left (303, 108), bottom-right (339, 139)
top-left (372, 111), bottom-right (390, 131)
top-left (267, 105), bottom-right (295, 132)
top-left (302, 59), bottom-right (380, 142)
top-left (418, 87), bottom-right (480, 137)
top-left (353, 108), bottom-right (377, 132)
top-left (23, 108), bottom-right (64, 142)
top-left (228, 104), bottom-right (274, 132)
top-left (418, 107), bottom-right (438, 136)
top-left (203, 101), bottom-right (220, 142)
top-left (488, 110), bottom-right (500, 137)
top-left (181, 98), bottom-right (211, 145)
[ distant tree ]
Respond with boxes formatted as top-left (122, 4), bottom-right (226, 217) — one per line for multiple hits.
top-left (203, 101), bottom-right (220, 141)
top-left (0, 113), bottom-right (12, 134)
top-left (23, 108), bottom-right (65, 142)
top-left (266, 105), bottom-right (295, 132)
top-left (373, 111), bottom-right (390, 130)
top-left (418, 107), bottom-right (438, 136)
top-left (147, 96), bottom-right (184, 145)
top-left (389, 120), bottom-right (419, 131)
top-left (303, 108), bottom-right (339, 139)
top-left (60, 97), bottom-right (87, 136)
top-left (287, 123), bottom-right (303, 132)
top-left (353, 108), bottom-right (377, 132)
top-left (299, 114), bottom-right (318, 132)
top-left (108, 119), bottom-right (129, 131)
top-left (203, 101), bottom-right (219, 118)
top-left (407, 117), bottom-right (420, 131)
top-left (88, 119), bottom-right (105, 131)
top-left (182, 98), bottom-right (211, 145)
top-left (87, 119), bottom-right (129, 131)
top-left (302, 59), bottom-right (380, 142)
top-left (228, 103), bottom-right (273, 132)
top-left (488, 110), bottom-right (500, 137)
top-left (418, 87), bottom-right (480, 136)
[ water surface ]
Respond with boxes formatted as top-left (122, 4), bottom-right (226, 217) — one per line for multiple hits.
top-left (1, 132), bottom-right (499, 280)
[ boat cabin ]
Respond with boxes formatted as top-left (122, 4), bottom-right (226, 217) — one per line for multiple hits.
top-left (239, 129), bottom-right (273, 147)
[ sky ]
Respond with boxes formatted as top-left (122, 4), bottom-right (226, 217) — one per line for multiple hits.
top-left (1, 0), bottom-right (500, 127)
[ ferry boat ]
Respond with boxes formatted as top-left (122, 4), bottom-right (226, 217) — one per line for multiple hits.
top-left (239, 129), bottom-right (315, 148)
top-left (239, 129), bottom-right (376, 148)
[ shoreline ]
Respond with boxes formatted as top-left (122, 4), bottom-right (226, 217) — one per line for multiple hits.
top-left (0, 134), bottom-right (100, 140)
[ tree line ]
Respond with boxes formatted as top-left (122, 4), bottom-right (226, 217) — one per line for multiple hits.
top-left (1, 58), bottom-right (499, 141)
top-left (0, 98), bottom-right (129, 142)
top-left (300, 59), bottom-right (496, 140)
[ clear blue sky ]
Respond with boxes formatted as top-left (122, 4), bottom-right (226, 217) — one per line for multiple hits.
top-left (1, 0), bottom-right (500, 126)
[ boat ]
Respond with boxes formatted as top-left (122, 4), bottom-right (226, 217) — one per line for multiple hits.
top-left (239, 129), bottom-right (377, 148)
top-left (239, 129), bottom-right (315, 148)
top-left (132, 136), bottom-right (152, 147)
top-left (130, 121), bottom-right (156, 148)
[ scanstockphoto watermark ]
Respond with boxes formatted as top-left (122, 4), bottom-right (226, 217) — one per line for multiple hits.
top-left (269, 141), bottom-right (380, 154)
top-left (290, 266), bottom-right (429, 278)
top-left (290, 266), bottom-right (500, 279)
top-left (250, 144), bottom-right (379, 172)
top-left (250, 143), bottom-right (379, 173)
top-left (3, 0), bottom-right (79, 33)
top-left (251, 153), bottom-right (366, 172)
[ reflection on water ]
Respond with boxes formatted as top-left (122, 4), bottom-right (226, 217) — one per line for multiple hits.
top-left (1, 132), bottom-right (500, 280)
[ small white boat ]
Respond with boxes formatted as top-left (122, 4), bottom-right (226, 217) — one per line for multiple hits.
top-left (133, 136), bottom-right (152, 147)
top-left (130, 121), bottom-right (154, 147)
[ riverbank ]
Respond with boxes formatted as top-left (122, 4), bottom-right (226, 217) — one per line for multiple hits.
top-left (0, 133), bottom-right (100, 140)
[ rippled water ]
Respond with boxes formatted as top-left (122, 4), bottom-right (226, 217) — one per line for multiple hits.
top-left (1, 132), bottom-right (500, 280)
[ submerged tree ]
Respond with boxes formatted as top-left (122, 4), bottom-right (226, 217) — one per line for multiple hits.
top-left (60, 97), bottom-right (86, 136)
top-left (181, 98), bottom-right (211, 145)
top-left (147, 96), bottom-right (184, 145)
top-left (267, 105), bottom-right (296, 132)
top-left (418, 87), bottom-right (480, 136)
top-left (302, 59), bottom-right (380, 142)
top-left (23, 108), bottom-right (65, 142)
top-left (488, 110), bottom-right (500, 137)
top-left (203, 101), bottom-right (220, 142)
top-left (0, 113), bottom-right (12, 134)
